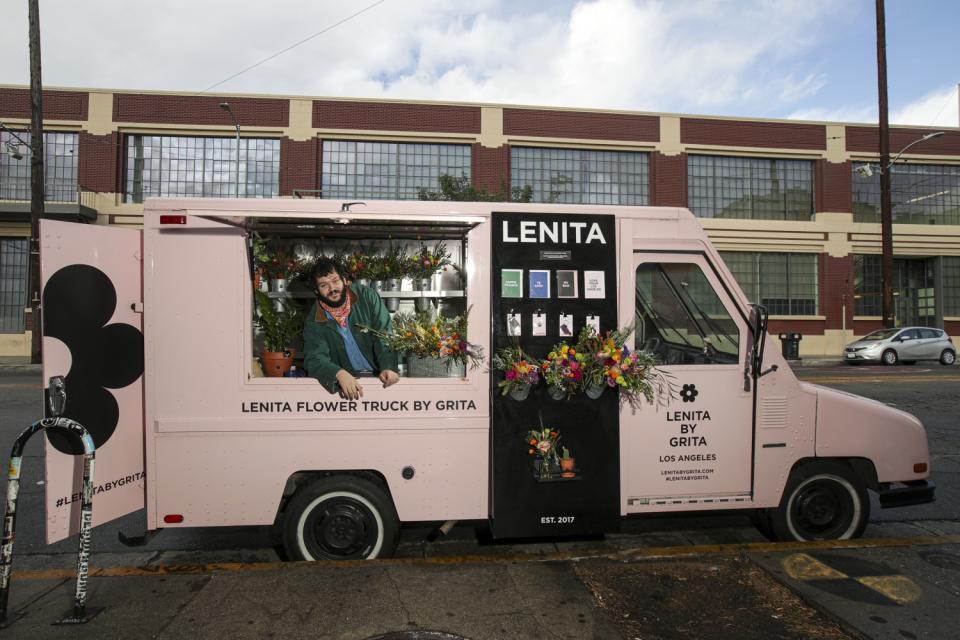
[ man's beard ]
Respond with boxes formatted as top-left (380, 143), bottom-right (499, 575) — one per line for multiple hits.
top-left (317, 289), bottom-right (347, 308)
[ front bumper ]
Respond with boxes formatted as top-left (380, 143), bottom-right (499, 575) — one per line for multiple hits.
top-left (878, 479), bottom-right (936, 508)
top-left (843, 349), bottom-right (881, 362)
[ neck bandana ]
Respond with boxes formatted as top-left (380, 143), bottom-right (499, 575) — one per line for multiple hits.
top-left (319, 292), bottom-right (352, 327)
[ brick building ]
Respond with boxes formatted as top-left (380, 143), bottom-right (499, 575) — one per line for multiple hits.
top-left (1, 85), bottom-right (959, 357)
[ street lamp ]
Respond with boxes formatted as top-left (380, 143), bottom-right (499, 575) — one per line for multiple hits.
top-left (855, 132), bottom-right (945, 177)
top-left (855, 131), bottom-right (945, 328)
top-left (218, 102), bottom-right (241, 198)
top-left (0, 122), bottom-right (31, 160)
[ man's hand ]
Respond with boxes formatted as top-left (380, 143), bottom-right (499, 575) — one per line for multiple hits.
top-left (336, 370), bottom-right (363, 400)
top-left (379, 369), bottom-right (400, 388)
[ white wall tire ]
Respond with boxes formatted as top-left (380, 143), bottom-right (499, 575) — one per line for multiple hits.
top-left (282, 476), bottom-right (399, 561)
top-left (770, 462), bottom-right (869, 542)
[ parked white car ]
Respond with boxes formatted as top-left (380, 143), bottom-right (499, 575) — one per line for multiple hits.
top-left (844, 327), bottom-right (956, 365)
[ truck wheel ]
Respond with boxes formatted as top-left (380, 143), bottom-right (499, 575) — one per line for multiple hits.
top-left (881, 349), bottom-right (898, 366)
top-left (941, 350), bottom-right (956, 366)
top-left (283, 475), bottom-right (399, 561)
top-left (750, 509), bottom-right (775, 541)
top-left (770, 462), bottom-right (869, 542)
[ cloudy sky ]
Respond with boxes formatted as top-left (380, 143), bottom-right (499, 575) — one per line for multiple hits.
top-left (1, 0), bottom-right (957, 126)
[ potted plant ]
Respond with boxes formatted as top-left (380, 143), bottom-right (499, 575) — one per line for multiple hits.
top-left (362, 309), bottom-right (483, 377)
top-left (560, 447), bottom-right (576, 478)
top-left (491, 343), bottom-right (540, 400)
top-left (541, 341), bottom-right (585, 400)
top-left (526, 424), bottom-right (560, 479)
top-left (255, 291), bottom-right (303, 376)
top-left (251, 232), bottom-right (270, 292)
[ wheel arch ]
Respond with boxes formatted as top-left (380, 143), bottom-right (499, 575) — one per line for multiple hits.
top-left (784, 456), bottom-right (878, 493)
top-left (273, 469), bottom-right (395, 523)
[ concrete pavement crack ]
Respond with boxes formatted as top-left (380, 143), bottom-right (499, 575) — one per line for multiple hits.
top-left (152, 575), bottom-right (212, 639)
top-left (8, 577), bottom-right (70, 613)
top-left (384, 566), bottom-right (412, 626)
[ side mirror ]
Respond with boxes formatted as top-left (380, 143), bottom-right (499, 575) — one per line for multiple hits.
top-left (899, 335), bottom-right (912, 342)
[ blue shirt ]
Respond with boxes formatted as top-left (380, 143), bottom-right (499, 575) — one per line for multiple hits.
top-left (326, 311), bottom-right (374, 372)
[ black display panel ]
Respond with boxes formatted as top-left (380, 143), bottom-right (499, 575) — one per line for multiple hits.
top-left (489, 212), bottom-right (620, 538)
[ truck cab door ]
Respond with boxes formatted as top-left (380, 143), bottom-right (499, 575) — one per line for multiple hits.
top-left (40, 220), bottom-right (145, 543)
top-left (622, 252), bottom-right (753, 510)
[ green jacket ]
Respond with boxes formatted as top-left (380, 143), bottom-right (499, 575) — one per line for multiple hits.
top-left (303, 283), bottom-right (399, 393)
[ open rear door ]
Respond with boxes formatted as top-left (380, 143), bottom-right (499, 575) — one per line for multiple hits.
top-left (40, 220), bottom-right (145, 543)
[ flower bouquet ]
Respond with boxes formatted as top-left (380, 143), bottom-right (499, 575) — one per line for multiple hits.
top-left (577, 325), bottom-right (671, 406)
top-left (409, 241), bottom-right (452, 310)
top-left (526, 424), bottom-right (561, 479)
top-left (541, 341), bottom-right (585, 399)
top-left (262, 248), bottom-right (305, 292)
top-left (491, 343), bottom-right (540, 400)
top-left (342, 247), bottom-right (373, 283)
top-left (362, 309), bottom-right (483, 376)
top-left (408, 241), bottom-right (452, 280)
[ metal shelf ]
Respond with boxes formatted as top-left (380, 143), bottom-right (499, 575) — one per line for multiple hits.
top-left (264, 290), bottom-right (465, 299)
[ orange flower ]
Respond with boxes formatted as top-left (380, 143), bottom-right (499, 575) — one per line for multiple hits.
top-left (529, 438), bottom-right (537, 445)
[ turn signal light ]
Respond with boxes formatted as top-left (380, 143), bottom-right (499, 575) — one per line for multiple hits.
top-left (160, 215), bottom-right (187, 225)
top-left (163, 514), bottom-right (184, 524)
top-left (914, 463), bottom-right (928, 473)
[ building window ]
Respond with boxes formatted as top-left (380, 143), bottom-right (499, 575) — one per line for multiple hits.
top-left (124, 135), bottom-right (280, 203)
top-left (853, 255), bottom-right (882, 316)
top-left (853, 163), bottom-right (960, 225)
top-left (688, 155), bottom-right (814, 221)
top-left (941, 257), bottom-right (960, 317)
top-left (511, 147), bottom-right (648, 205)
top-left (321, 140), bottom-right (471, 200)
top-left (0, 130), bottom-right (78, 202)
top-left (721, 251), bottom-right (818, 315)
top-left (0, 238), bottom-right (28, 334)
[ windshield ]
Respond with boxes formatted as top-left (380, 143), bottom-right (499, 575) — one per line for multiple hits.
top-left (861, 329), bottom-right (900, 341)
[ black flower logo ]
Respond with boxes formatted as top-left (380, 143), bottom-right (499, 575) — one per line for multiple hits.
top-left (680, 383), bottom-right (699, 403)
top-left (43, 265), bottom-right (144, 454)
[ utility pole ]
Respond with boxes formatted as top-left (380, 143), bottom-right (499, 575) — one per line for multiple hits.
top-left (875, 0), bottom-right (895, 328)
top-left (28, 0), bottom-right (44, 364)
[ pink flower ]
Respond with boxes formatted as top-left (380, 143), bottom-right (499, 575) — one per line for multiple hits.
top-left (537, 441), bottom-right (551, 453)
top-left (506, 370), bottom-right (517, 380)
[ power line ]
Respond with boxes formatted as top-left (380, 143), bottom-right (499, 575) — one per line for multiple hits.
top-left (928, 85), bottom-right (957, 126)
top-left (198, 1), bottom-right (386, 94)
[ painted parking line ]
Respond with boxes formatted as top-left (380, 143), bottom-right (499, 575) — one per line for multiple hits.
top-left (798, 375), bottom-right (960, 384)
top-left (10, 534), bottom-right (960, 581)
top-left (782, 553), bottom-right (922, 605)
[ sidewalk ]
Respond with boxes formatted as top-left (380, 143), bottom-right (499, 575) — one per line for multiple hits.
top-left (3, 521), bottom-right (958, 640)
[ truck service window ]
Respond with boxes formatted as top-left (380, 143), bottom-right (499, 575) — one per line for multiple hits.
top-left (634, 262), bottom-right (739, 365)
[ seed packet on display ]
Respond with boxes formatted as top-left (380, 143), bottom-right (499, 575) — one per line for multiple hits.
top-left (556, 270), bottom-right (578, 298)
top-left (559, 314), bottom-right (574, 337)
top-left (586, 315), bottom-right (600, 333)
top-left (532, 313), bottom-right (547, 336)
top-left (507, 313), bottom-right (522, 336)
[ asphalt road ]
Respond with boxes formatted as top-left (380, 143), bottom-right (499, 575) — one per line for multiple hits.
top-left (0, 362), bottom-right (956, 561)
